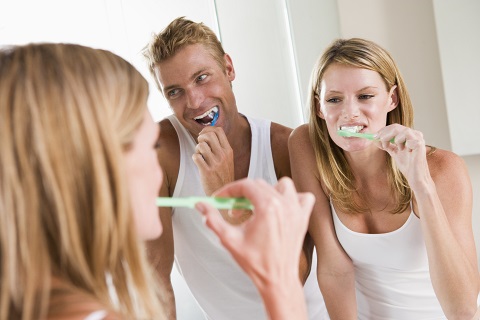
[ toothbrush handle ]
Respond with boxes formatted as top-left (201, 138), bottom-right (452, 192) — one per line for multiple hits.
top-left (156, 197), bottom-right (254, 210)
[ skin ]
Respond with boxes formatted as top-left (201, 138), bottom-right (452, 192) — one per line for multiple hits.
top-left (290, 63), bottom-right (479, 319)
top-left (125, 110), bottom-right (163, 241)
top-left (50, 109), bottom-right (163, 320)
top-left (196, 178), bottom-right (314, 320)
top-left (147, 43), bottom-right (303, 318)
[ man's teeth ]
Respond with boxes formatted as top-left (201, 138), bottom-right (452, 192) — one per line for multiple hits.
top-left (340, 125), bottom-right (364, 133)
top-left (194, 106), bottom-right (219, 120)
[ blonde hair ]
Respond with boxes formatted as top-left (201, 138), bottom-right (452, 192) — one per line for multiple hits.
top-left (0, 43), bottom-right (165, 319)
top-left (307, 38), bottom-right (413, 214)
top-left (142, 16), bottom-right (226, 91)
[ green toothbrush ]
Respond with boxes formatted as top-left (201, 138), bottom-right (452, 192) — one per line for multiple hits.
top-left (156, 197), bottom-right (254, 210)
top-left (337, 129), bottom-right (395, 143)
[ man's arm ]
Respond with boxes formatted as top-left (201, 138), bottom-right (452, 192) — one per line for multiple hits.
top-left (146, 120), bottom-right (180, 319)
top-left (270, 122), bottom-right (313, 283)
top-left (270, 122), bottom-right (292, 179)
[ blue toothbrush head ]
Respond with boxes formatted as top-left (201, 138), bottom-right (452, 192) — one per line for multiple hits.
top-left (210, 111), bottom-right (219, 126)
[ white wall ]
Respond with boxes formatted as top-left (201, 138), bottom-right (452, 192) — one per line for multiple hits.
top-left (433, 0), bottom-right (480, 156)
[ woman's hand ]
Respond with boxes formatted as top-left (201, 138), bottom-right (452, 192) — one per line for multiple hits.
top-left (374, 124), bottom-right (431, 191)
top-left (195, 177), bottom-right (314, 319)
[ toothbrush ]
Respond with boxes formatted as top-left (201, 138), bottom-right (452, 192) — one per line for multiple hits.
top-left (210, 112), bottom-right (219, 126)
top-left (156, 197), bottom-right (254, 210)
top-left (337, 129), bottom-right (395, 143)
top-left (337, 129), bottom-right (376, 140)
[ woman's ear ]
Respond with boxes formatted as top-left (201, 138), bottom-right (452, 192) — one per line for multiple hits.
top-left (388, 85), bottom-right (399, 112)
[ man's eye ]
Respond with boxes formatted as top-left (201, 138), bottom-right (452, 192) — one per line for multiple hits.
top-left (154, 141), bottom-right (161, 149)
top-left (167, 89), bottom-right (180, 97)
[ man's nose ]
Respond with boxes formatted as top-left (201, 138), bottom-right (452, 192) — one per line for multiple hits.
top-left (185, 88), bottom-right (203, 110)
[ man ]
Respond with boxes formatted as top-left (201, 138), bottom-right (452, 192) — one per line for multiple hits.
top-left (142, 17), bottom-right (327, 319)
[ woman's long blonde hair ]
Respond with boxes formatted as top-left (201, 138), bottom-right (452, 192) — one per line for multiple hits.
top-left (308, 38), bottom-right (414, 214)
top-left (0, 43), bottom-right (165, 319)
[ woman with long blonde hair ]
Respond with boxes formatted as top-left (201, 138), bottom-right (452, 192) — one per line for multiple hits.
top-left (290, 38), bottom-right (479, 319)
top-left (0, 43), bottom-right (165, 319)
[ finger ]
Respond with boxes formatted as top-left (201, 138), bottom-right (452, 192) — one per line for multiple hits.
top-left (199, 127), bottom-right (231, 151)
top-left (405, 139), bottom-right (421, 151)
top-left (275, 177), bottom-right (296, 196)
top-left (298, 192), bottom-right (315, 214)
top-left (192, 153), bottom-right (208, 170)
top-left (195, 141), bottom-right (213, 157)
top-left (195, 202), bottom-right (240, 249)
top-left (213, 178), bottom-right (277, 209)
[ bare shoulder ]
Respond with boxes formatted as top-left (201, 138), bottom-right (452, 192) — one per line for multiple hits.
top-left (270, 122), bottom-right (293, 179)
top-left (427, 147), bottom-right (470, 182)
top-left (289, 123), bottom-right (310, 148)
top-left (157, 118), bottom-right (179, 160)
top-left (270, 121), bottom-right (293, 146)
top-left (427, 147), bottom-right (472, 203)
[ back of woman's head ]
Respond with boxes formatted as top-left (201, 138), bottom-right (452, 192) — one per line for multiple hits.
top-left (0, 43), bottom-right (163, 319)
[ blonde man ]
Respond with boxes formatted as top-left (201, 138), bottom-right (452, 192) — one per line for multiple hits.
top-left (143, 17), bottom-right (327, 319)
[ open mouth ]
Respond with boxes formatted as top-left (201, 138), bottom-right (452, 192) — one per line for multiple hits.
top-left (339, 125), bottom-right (364, 133)
top-left (194, 106), bottom-right (219, 126)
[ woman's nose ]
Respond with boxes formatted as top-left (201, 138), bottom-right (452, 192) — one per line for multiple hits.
top-left (342, 99), bottom-right (360, 119)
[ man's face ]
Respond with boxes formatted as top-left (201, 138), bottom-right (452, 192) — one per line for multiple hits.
top-left (154, 43), bottom-right (237, 138)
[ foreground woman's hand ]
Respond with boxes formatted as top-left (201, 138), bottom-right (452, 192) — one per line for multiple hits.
top-left (195, 177), bottom-right (315, 320)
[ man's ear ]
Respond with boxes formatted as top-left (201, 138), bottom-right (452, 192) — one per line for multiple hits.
top-left (315, 94), bottom-right (325, 119)
top-left (388, 85), bottom-right (399, 112)
top-left (224, 53), bottom-right (235, 81)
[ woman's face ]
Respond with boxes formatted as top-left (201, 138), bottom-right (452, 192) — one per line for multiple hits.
top-left (124, 109), bottom-right (163, 240)
top-left (317, 63), bottom-right (397, 152)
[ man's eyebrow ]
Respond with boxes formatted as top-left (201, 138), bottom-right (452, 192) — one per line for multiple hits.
top-left (162, 68), bottom-right (209, 93)
top-left (191, 68), bottom-right (208, 80)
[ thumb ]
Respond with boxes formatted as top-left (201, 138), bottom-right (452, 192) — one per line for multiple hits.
top-left (195, 202), bottom-right (239, 249)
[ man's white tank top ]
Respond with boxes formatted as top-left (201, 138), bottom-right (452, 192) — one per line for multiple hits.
top-left (168, 115), bottom-right (328, 320)
top-left (331, 203), bottom-right (446, 319)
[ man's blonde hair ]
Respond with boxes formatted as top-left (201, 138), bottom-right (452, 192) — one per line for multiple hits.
top-left (142, 16), bottom-right (226, 91)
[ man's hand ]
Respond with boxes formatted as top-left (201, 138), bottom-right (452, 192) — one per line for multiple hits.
top-left (192, 126), bottom-right (234, 196)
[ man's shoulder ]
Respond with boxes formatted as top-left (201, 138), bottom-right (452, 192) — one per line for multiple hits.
top-left (158, 118), bottom-right (179, 146)
top-left (270, 121), bottom-right (293, 143)
top-left (157, 118), bottom-right (180, 176)
top-left (269, 121), bottom-right (294, 178)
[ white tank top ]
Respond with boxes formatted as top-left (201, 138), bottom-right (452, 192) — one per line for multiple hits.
top-left (331, 203), bottom-right (446, 319)
top-left (168, 115), bottom-right (328, 320)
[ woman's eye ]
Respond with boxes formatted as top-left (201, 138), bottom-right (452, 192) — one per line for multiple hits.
top-left (359, 94), bottom-right (374, 100)
top-left (197, 74), bottom-right (207, 82)
top-left (327, 97), bottom-right (340, 103)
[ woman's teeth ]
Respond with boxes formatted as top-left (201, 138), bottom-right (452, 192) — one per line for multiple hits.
top-left (340, 125), bottom-right (364, 133)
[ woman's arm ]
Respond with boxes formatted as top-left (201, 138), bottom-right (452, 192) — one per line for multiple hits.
top-left (376, 124), bottom-right (480, 319)
top-left (289, 124), bottom-right (357, 319)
